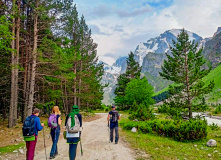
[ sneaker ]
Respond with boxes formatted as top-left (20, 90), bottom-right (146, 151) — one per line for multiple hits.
top-left (115, 142), bottom-right (118, 144)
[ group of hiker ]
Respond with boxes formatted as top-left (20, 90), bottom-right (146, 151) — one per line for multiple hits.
top-left (22, 105), bottom-right (120, 160)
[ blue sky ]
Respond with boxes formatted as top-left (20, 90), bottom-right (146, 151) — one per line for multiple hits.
top-left (74, 0), bottom-right (221, 65)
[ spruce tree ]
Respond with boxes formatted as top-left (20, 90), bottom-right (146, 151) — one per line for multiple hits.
top-left (125, 51), bottom-right (141, 79)
top-left (159, 29), bottom-right (214, 118)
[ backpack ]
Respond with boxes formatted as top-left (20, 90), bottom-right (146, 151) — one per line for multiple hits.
top-left (66, 114), bottom-right (80, 133)
top-left (22, 116), bottom-right (36, 137)
top-left (48, 114), bottom-right (58, 128)
top-left (111, 110), bottom-right (119, 123)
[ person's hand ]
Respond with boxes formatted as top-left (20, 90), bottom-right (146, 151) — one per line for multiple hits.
top-left (41, 123), bottom-right (44, 127)
top-left (107, 123), bottom-right (109, 127)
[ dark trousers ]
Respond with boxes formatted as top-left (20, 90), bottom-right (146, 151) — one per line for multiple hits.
top-left (69, 143), bottom-right (78, 160)
top-left (50, 127), bottom-right (60, 157)
top-left (110, 125), bottom-right (119, 143)
top-left (67, 137), bottom-right (79, 160)
top-left (26, 136), bottom-right (37, 160)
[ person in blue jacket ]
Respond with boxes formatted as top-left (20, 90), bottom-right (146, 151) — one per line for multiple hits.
top-left (26, 108), bottom-right (44, 160)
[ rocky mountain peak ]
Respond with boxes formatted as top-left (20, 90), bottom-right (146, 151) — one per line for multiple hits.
top-left (134, 29), bottom-right (203, 65)
top-left (213, 27), bottom-right (221, 38)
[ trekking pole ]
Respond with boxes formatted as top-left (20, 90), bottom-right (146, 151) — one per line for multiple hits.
top-left (43, 127), bottom-right (47, 160)
top-left (80, 138), bottom-right (83, 156)
top-left (108, 121), bottom-right (110, 142)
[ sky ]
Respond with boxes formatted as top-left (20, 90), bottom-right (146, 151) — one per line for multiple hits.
top-left (74, 0), bottom-right (221, 65)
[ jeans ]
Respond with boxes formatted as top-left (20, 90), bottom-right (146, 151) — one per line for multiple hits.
top-left (26, 136), bottom-right (37, 160)
top-left (67, 137), bottom-right (80, 160)
top-left (50, 127), bottom-right (60, 157)
top-left (110, 122), bottom-right (119, 143)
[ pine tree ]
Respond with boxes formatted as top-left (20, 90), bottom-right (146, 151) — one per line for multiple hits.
top-left (125, 51), bottom-right (141, 79)
top-left (0, 0), bottom-right (105, 124)
top-left (159, 29), bottom-right (214, 118)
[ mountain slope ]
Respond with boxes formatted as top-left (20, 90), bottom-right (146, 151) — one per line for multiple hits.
top-left (203, 28), bottom-right (221, 68)
top-left (155, 64), bottom-right (221, 103)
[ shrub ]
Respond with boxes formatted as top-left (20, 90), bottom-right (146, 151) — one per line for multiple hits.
top-left (120, 118), bottom-right (208, 141)
top-left (101, 104), bottom-right (109, 112)
top-left (158, 104), bottom-right (183, 120)
top-left (173, 118), bottom-right (208, 141)
top-left (128, 103), bottom-right (155, 121)
top-left (138, 121), bottom-right (152, 133)
top-left (120, 120), bottom-right (139, 130)
top-left (157, 104), bottom-right (169, 114)
top-left (209, 123), bottom-right (219, 130)
top-left (214, 105), bottom-right (221, 114)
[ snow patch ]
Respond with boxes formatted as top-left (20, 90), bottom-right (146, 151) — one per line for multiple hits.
top-left (152, 43), bottom-right (159, 51)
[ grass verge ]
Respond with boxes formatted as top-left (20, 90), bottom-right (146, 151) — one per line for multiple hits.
top-left (0, 142), bottom-right (25, 154)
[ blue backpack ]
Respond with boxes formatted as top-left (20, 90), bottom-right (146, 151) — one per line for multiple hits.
top-left (22, 116), bottom-right (36, 137)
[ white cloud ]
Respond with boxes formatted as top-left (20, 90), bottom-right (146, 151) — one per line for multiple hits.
top-left (76, 0), bottom-right (221, 65)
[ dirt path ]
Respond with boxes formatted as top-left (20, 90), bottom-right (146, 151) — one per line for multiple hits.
top-left (2, 113), bottom-right (135, 160)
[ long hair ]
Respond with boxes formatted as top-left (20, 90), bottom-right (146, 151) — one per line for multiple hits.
top-left (52, 106), bottom-right (61, 115)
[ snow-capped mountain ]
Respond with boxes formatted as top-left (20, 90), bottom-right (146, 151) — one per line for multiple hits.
top-left (134, 29), bottom-right (203, 65)
top-left (99, 61), bottom-right (121, 104)
top-left (112, 57), bottom-right (127, 73)
top-left (98, 61), bottom-right (121, 75)
top-left (101, 28), bottom-right (220, 104)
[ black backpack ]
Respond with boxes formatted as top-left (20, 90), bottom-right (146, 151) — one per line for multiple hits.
top-left (22, 116), bottom-right (36, 137)
top-left (111, 110), bottom-right (119, 123)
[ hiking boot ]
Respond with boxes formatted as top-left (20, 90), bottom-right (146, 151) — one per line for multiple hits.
top-left (55, 152), bottom-right (58, 156)
top-left (115, 141), bottom-right (118, 144)
top-left (49, 156), bottom-right (55, 159)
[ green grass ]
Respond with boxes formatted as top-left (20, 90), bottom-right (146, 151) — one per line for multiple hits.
top-left (202, 64), bottom-right (221, 103)
top-left (121, 129), bottom-right (221, 160)
top-left (154, 64), bottom-right (221, 103)
top-left (0, 142), bottom-right (25, 154)
top-left (154, 86), bottom-right (170, 96)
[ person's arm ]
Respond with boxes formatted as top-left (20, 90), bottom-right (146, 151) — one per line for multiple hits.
top-left (79, 114), bottom-right (82, 127)
top-left (107, 112), bottom-right (110, 126)
top-left (36, 117), bottom-right (43, 131)
top-left (118, 114), bottom-right (121, 121)
top-left (107, 114), bottom-right (110, 122)
top-left (58, 116), bottom-right (62, 126)
top-left (65, 114), bottom-right (69, 126)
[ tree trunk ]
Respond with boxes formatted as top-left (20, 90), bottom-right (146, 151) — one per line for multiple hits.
top-left (74, 62), bottom-right (77, 105)
top-left (14, 0), bottom-right (21, 124)
top-left (24, 36), bottom-right (31, 119)
top-left (61, 81), bottom-right (67, 115)
top-left (9, 0), bottom-right (16, 128)
top-left (27, 1), bottom-right (38, 115)
top-left (184, 48), bottom-right (192, 118)
top-left (64, 81), bottom-right (69, 114)
top-left (78, 60), bottom-right (82, 107)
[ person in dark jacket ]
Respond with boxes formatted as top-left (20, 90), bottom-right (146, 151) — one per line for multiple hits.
top-left (49, 106), bottom-right (62, 159)
top-left (65, 105), bottom-right (82, 160)
top-left (26, 108), bottom-right (44, 160)
top-left (107, 105), bottom-right (120, 144)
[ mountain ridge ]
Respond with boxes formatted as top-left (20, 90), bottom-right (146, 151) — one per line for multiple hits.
top-left (101, 28), bottom-right (221, 105)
